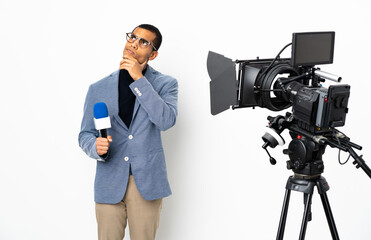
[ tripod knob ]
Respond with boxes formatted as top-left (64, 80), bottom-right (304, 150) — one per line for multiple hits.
top-left (286, 160), bottom-right (293, 170)
top-left (317, 163), bottom-right (324, 171)
top-left (353, 161), bottom-right (361, 169)
top-left (283, 149), bottom-right (292, 155)
top-left (293, 161), bottom-right (304, 169)
top-left (355, 155), bottom-right (364, 168)
top-left (286, 160), bottom-right (304, 170)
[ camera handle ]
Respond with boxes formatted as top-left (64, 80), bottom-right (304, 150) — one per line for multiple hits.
top-left (324, 138), bottom-right (371, 179)
top-left (262, 115), bottom-right (287, 165)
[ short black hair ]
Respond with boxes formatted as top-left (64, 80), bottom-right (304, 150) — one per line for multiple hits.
top-left (133, 24), bottom-right (162, 51)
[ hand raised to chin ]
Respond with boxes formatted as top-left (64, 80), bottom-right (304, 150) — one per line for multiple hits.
top-left (119, 55), bottom-right (148, 81)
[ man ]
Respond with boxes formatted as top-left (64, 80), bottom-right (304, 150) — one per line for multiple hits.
top-left (78, 24), bottom-right (178, 240)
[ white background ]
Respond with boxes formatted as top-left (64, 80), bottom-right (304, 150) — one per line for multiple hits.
top-left (1, 0), bottom-right (370, 239)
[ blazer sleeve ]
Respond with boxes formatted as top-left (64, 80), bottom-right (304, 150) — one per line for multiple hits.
top-left (78, 85), bottom-right (106, 161)
top-left (130, 76), bottom-right (178, 131)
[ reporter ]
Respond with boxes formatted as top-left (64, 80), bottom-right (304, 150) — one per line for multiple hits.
top-left (78, 24), bottom-right (178, 240)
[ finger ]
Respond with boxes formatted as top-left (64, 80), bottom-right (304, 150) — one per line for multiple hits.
top-left (119, 63), bottom-right (132, 70)
top-left (97, 137), bottom-right (109, 142)
top-left (120, 58), bottom-right (135, 67)
top-left (97, 146), bottom-right (108, 154)
top-left (97, 139), bottom-right (109, 147)
top-left (98, 149), bottom-right (108, 155)
top-left (120, 60), bottom-right (131, 67)
top-left (121, 56), bottom-right (136, 63)
top-left (98, 146), bottom-right (109, 151)
top-left (97, 144), bottom-right (109, 150)
top-left (98, 144), bottom-right (109, 150)
top-left (122, 56), bottom-right (135, 62)
top-left (99, 142), bottom-right (109, 147)
top-left (100, 145), bottom-right (109, 149)
top-left (122, 60), bottom-right (135, 66)
top-left (119, 61), bottom-right (125, 70)
top-left (107, 136), bottom-right (113, 142)
top-left (120, 62), bottom-right (137, 71)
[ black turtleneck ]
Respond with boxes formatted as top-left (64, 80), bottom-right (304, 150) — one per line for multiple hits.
top-left (118, 68), bottom-right (147, 128)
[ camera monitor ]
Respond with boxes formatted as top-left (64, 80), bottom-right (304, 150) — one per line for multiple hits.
top-left (291, 32), bottom-right (335, 66)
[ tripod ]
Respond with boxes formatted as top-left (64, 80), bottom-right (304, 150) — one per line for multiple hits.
top-left (276, 174), bottom-right (339, 240)
top-left (273, 132), bottom-right (340, 240)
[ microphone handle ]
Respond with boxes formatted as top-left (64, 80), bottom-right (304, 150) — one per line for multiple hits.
top-left (98, 129), bottom-right (108, 158)
top-left (100, 129), bottom-right (107, 138)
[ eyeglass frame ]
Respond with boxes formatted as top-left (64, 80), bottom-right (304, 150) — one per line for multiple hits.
top-left (126, 32), bottom-right (158, 51)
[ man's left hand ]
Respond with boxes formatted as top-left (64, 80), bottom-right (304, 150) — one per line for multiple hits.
top-left (119, 55), bottom-right (148, 81)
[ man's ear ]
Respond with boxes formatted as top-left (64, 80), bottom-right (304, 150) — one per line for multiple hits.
top-left (149, 51), bottom-right (158, 61)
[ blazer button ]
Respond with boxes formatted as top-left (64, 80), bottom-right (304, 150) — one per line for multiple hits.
top-left (128, 135), bottom-right (133, 140)
top-left (124, 157), bottom-right (129, 161)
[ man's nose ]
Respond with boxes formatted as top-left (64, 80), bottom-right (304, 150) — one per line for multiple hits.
top-left (131, 39), bottom-right (139, 49)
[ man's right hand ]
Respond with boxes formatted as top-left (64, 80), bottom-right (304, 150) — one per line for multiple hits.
top-left (96, 136), bottom-right (112, 156)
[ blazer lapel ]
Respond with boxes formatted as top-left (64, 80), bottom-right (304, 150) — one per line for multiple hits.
top-left (108, 70), bottom-right (120, 115)
top-left (132, 99), bottom-right (140, 122)
top-left (106, 70), bottom-right (130, 130)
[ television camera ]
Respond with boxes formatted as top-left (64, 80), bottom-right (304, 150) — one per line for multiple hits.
top-left (207, 31), bottom-right (371, 239)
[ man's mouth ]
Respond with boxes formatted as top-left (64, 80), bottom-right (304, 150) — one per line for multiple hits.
top-left (126, 48), bottom-right (135, 56)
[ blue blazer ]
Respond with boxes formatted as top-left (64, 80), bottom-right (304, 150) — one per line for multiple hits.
top-left (78, 65), bottom-right (178, 203)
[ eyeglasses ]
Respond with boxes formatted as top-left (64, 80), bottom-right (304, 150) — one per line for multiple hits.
top-left (126, 32), bottom-right (157, 51)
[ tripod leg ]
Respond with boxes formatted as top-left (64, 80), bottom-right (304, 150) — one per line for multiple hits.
top-left (304, 194), bottom-right (312, 222)
top-left (276, 189), bottom-right (291, 240)
top-left (320, 192), bottom-right (340, 240)
top-left (299, 193), bottom-right (313, 240)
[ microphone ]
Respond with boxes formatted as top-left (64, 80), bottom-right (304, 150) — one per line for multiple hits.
top-left (93, 102), bottom-right (111, 138)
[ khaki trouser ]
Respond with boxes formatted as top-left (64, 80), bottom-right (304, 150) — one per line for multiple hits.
top-left (95, 175), bottom-right (163, 240)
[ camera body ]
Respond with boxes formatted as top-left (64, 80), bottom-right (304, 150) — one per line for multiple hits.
top-left (284, 81), bottom-right (350, 133)
top-left (208, 31), bottom-right (350, 134)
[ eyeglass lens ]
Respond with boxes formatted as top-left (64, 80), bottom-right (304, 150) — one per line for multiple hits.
top-left (127, 34), bottom-right (150, 48)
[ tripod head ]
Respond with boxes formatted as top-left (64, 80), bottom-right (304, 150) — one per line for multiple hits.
top-left (262, 113), bottom-right (371, 179)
